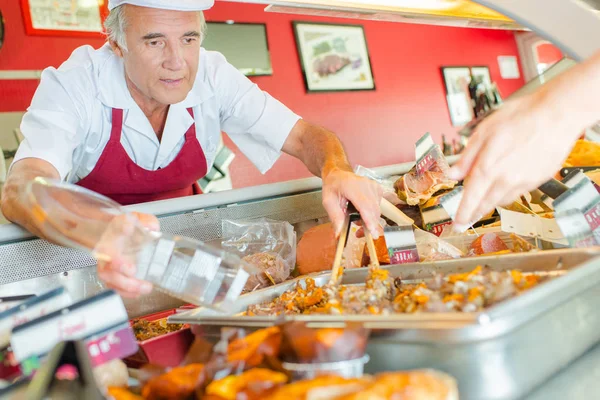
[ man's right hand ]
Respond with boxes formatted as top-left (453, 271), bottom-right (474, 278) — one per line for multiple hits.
top-left (96, 212), bottom-right (159, 298)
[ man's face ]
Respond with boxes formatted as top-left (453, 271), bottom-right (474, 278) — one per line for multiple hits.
top-left (115, 5), bottom-right (201, 106)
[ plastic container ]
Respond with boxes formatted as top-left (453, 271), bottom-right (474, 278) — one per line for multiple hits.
top-left (124, 309), bottom-right (194, 368)
top-left (282, 355), bottom-right (370, 381)
top-left (24, 178), bottom-right (258, 313)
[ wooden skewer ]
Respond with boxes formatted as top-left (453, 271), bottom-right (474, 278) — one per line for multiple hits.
top-left (329, 213), bottom-right (351, 286)
top-left (363, 227), bottom-right (380, 271)
top-left (380, 198), bottom-right (414, 226)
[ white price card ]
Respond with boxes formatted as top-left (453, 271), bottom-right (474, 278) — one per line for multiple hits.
top-left (10, 291), bottom-right (128, 363)
top-left (499, 207), bottom-right (567, 246)
top-left (384, 226), bottom-right (419, 264)
top-left (0, 288), bottom-right (72, 349)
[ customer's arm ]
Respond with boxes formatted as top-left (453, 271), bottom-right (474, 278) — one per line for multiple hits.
top-left (449, 50), bottom-right (600, 231)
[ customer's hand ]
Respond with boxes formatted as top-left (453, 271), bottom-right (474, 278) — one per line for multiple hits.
top-left (448, 88), bottom-right (582, 232)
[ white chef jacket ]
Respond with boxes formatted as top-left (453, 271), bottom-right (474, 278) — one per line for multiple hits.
top-left (13, 43), bottom-right (301, 182)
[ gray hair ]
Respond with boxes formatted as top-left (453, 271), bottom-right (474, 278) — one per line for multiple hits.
top-left (104, 5), bottom-right (207, 52)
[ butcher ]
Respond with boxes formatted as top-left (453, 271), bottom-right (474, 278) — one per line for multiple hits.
top-left (1, 0), bottom-right (382, 296)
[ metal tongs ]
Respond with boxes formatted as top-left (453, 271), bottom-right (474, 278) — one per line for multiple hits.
top-left (329, 206), bottom-right (381, 287)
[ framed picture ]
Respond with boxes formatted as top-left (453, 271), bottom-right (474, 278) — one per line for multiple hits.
top-left (441, 66), bottom-right (474, 127)
top-left (292, 21), bottom-right (375, 92)
top-left (21, 0), bottom-right (108, 38)
top-left (471, 66), bottom-right (492, 86)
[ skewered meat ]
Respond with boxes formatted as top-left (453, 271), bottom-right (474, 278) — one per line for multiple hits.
top-left (242, 252), bottom-right (288, 292)
top-left (204, 368), bottom-right (288, 400)
top-left (141, 364), bottom-right (204, 400)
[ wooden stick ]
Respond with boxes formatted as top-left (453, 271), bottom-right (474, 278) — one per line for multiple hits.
top-left (380, 198), bottom-right (414, 226)
top-left (364, 228), bottom-right (380, 271)
top-left (329, 214), bottom-right (351, 286)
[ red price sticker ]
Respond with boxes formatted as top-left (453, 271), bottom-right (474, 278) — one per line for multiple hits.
top-left (86, 325), bottom-right (138, 367)
top-left (388, 248), bottom-right (419, 264)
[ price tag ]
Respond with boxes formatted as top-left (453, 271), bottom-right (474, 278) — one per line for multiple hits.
top-left (420, 196), bottom-right (452, 237)
top-left (555, 209), bottom-right (599, 248)
top-left (384, 226), bottom-right (419, 264)
top-left (415, 133), bottom-right (436, 175)
top-left (0, 296), bottom-right (34, 314)
top-left (0, 288), bottom-right (72, 349)
top-left (10, 290), bottom-right (128, 363)
top-left (439, 186), bottom-right (463, 221)
top-left (498, 207), bottom-right (567, 245)
top-left (85, 323), bottom-right (138, 368)
top-left (554, 176), bottom-right (600, 243)
top-left (438, 187), bottom-right (481, 233)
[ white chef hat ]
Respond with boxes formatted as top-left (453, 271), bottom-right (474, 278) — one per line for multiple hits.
top-left (108, 0), bottom-right (215, 11)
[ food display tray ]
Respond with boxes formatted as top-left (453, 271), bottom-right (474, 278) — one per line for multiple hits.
top-left (171, 248), bottom-right (600, 400)
top-left (124, 309), bottom-right (194, 369)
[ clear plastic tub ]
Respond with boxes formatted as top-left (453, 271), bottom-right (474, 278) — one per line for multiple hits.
top-left (24, 177), bottom-right (258, 313)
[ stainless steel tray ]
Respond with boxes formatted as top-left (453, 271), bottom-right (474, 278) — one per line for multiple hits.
top-left (171, 248), bottom-right (600, 400)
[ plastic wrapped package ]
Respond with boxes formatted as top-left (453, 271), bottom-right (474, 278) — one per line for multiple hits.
top-left (221, 219), bottom-right (296, 292)
top-left (414, 229), bottom-right (464, 262)
top-left (24, 178), bottom-right (258, 313)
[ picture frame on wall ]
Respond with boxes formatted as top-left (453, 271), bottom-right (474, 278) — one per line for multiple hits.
top-left (292, 21), bottom-right (375, 93)
top-left (441, 66), bottom-right (474, 127)
top-left (20, 0), bottom-right (107, 38)
top-left (471, 66), bottom-right (492, 86)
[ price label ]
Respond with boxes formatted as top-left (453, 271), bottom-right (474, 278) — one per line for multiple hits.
top-left (85, 324), bottom-right (138, 367)
top-left (416, 154), bottom-right (435, 176)
top-left (10, 291), bottom-right (128, 363)
top-left (555, 176), bottom-right (600, 243)
top-left (439, 187), bottom-right (463, 221)
top-left (555, 209), bottom-right (599, 248)
top-left (428, 221), bottom-right (453, 237)
top-left (384, 226), bottom-right (419, 264)
top-left (0, 296), bottom-right (34, 314)
top-left (0, 288), bottom-right (72, 349)
top-left (415, 133), bottom-right (436, 176)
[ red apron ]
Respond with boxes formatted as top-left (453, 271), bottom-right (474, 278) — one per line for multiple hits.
top-left (77, 108), bottom-right (208, 205)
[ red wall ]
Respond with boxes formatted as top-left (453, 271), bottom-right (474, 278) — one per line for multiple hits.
top-left (0, 1), bottom-right (524, 189)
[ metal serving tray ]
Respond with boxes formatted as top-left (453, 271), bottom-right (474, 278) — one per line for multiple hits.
top-left (171, 248), bottom-right (600, 400)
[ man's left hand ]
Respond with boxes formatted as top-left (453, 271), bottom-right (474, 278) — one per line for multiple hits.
top-left (322, 169), bottom-right (383, 238)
